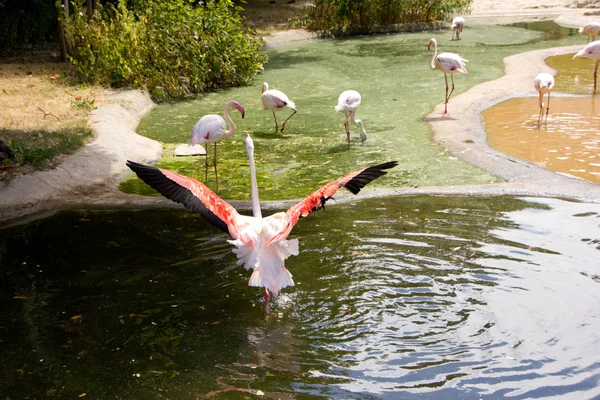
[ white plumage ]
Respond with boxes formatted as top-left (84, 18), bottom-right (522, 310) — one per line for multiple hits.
top-left (335, 90), bottom-right (367, 148)
top-left (573, 40), bottom-right (600, 93)
top-left (451, 16), bottom-right (465, 40)
top-left (579, 22), bottom-right (600, 43)
top-left (534, 73), bottom-right (555, 125)
top-left (261, 82), bottom-right (297, 133)
top-left (189, 100), bottom-right (245, 190)
top-left (428, 38), bottom-right (469, 115)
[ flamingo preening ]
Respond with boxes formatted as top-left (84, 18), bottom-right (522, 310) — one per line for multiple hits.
top-left (534, 73), bottom-right (555, 125)
top-left (428, 38), bottom-right (469, 115)
top-left (335, 90), bottom-right (367, 149)
top-left (451, 16), bottom-right (465, 40)
top-left (126, 134), bottom-right (397, 306)
top-left (261, 82), bottom-right (297, 133)
top-left (579, 22), bottom-right (600, 43)
top-left (573, 41), bottom-right (600, 93)
top-left (189, 100), bottom-right (245, 191)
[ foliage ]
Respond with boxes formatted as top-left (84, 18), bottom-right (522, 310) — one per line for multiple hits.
top-left (62, 0), bottom-right (268, 101)
top-left (305, 0), bottom-right (472, 33)
top-left (0, 0), bottom-right (58, 50)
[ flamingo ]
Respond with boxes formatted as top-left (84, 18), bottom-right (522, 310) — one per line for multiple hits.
top-left (189, 100), bottom-right (245, 191)
top-left (335, 90), bottom-right (367, 149)
top-left (451, 16), bottom-right (465, 40)
top-left (428, 38), bottom-right (469, 115)
top-left (126, 134), bottom-right (397, 306)
top-left (579, 22), bottom-right (600, 43)
top-left (534, 73), bottom-right (555, 125)
top-left (261, 82), bottom-right (297, 133)
top-left (573, 41), bottom-right (600, 93)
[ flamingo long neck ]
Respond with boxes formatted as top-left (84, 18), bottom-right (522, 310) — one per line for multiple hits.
top-left (429, 39), bottom-right (438, 70)
top-left (350, 111), bottom-right (367, 141)
top-left (248, 148), bottom-right (262, 219)
top-left (223, 102), bottom-right (237, 137)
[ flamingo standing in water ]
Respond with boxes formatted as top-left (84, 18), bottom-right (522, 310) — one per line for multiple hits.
top-left (573, 41), bottom-right (600, 93)
top-left (335, 90), bottom-right (367, 149)
top-left (261, 82), bottom-right (297, 133)
top-left (579, 22), bottom-right (600, 43)
top-left (189, 100), bottom-right (245, 191)
top-left (126, 134), bottom-right (396, 305)
top-left (428, 38), bottom-right (469, 115)
top-left (451, 16), bottom-right (465, 40)
top-left (534, 73), bottom-right (555, 125)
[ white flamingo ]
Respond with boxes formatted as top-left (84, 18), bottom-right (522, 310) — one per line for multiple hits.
top-left (335, 90), bottom-right (367, 149)
top-left (428, 38), bottom-right (469, 115)
top-left (127, 134), bottom-right (397, 306)
top-left (573, 41), bottom-right (600, 93)
top-left (261, 82), bottom-right (297, 133)
top-left (189, 100), bottom-right (245, 191)
top-left (534, 73), bottom-right (555, 125)
top-left (451, 16), bottom-right (465, 40)
top-left (579, 22), bottom-right (600, 43)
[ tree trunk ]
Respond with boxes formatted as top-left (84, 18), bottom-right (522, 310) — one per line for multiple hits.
top-left (57, 1), bottom-right (67, 62)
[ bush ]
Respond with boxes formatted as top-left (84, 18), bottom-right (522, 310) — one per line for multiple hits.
top-left (306, 0), bottom-right (472, 33)
top-left (62, 0), bottom-right (268, 101)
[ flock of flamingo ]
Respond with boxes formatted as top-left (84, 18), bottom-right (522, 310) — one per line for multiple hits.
top-left (126, 18), bottom-right (600, 306)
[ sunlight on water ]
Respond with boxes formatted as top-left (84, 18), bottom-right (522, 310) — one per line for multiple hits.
top-left (2, 196), bottom-right (600, 398)
top-left (482, 96), bottom-right (600, 183)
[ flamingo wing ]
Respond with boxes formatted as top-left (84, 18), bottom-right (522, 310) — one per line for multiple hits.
top-left (190, 114), bottom-right (226, 144)
top-left (437, 52), bottom-right (468, 74)
top-left (126, 161), bottom-right (241, 238)
top-left (265, 161), bottom-right (398, 246)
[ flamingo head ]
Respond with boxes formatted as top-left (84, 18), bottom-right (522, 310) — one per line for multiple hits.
top-left (245, 133), bottom-right (255, 156)
top-left (428, 38), bottom-right (436, 51)
top-left (262, 82), bottom-right (269, 94)
top-left (229, 100), bottom-right (245, 118)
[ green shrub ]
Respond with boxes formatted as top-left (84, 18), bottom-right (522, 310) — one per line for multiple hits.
top-left (306, 0), bottom-right (472, 33)
top-left (62, 0), bottom-right (267, 101)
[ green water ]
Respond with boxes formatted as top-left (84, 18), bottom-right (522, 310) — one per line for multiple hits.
top-left (2, 195), bottom-right (600, 398)
top-left (121, 22), bottom-right (581, 201)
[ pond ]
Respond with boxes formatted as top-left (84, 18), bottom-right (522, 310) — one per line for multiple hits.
top-left (121, 21), bottom-right (583, 200)
top-left (2, 195), bottom-right (600, 398)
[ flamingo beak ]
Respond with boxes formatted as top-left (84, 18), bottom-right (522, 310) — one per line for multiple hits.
top-left (427, 43), bottom-right (433, 50)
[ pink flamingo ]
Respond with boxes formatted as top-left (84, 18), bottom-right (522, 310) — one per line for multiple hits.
top-left (579, 22), bottom-right (600, 43)
top-left (428, 38), bottom-right (469, 115)
top-left (534, 73), bottom-right (555, 125)
top-left (261, 82), bottom-right (297, 133)
top-left (189, 100), bottom-right (245, 191)
top-left (335, 90), bottom-right (367, 149)
top-left (573, 41), bottom-right (600, 93)
top-left (451, 16), bottom-right (465, 40)
top-left (127, 134), bottom-right (396, 305)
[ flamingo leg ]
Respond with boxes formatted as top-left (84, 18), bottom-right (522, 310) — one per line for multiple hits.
top-left (443, 74), bottom-right (450, 115)
top-left (545, 92), bottom-right (551, 123)
top-left (204, 150), bottom-right (209, 184)
top-left (344, 112), bottom-right (351, 149)
top-left (537, 92), bottom-right (543, 126)
top-left (281, 109), bottom-right (297, 133)
top-left (594, 60), bottom-right (599, 93)
top-left (214, 142), bottom-right (219, 191)
top-left (272, 110), bottom-right (279, 132)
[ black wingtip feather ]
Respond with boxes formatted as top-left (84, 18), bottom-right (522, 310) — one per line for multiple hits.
top-left (343, 161), bottom-right (398, 195)
top-left (126, 160), bottom-right (230, 234)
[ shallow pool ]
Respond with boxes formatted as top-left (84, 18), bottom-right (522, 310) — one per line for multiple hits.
top-left (2, 195), bottom-right (599, 398)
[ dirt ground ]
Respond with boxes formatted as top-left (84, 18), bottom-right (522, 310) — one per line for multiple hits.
top-left (2, 0), bottom-right (600, 224)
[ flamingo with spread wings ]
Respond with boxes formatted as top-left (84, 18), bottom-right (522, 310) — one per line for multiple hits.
top-left (127, 134), bottom-right (396, 304)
